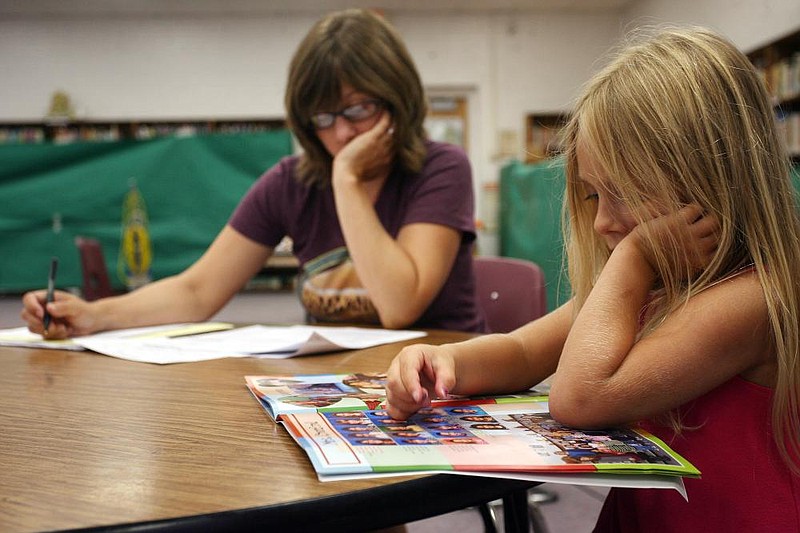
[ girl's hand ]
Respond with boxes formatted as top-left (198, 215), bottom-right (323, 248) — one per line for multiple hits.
top-left (332, 112), bottom-right (394, 183)
top-left (385, 343), bottom-right (456, 420)
top-left (628, 203), bottom-right (720, 277)
top-left (20, 289), bottom-right (97, 339)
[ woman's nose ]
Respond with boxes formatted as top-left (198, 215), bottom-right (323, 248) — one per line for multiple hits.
top-left (332, 116), bottom-right (358, 141)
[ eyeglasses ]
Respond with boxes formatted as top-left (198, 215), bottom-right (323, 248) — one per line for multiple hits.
top-left (309, 99), bottom-right (384, 130)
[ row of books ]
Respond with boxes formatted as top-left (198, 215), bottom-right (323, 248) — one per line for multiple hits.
top-left (0, 126), bottom-right (47, 144)
top-left (777, 110), bottom-right (800, 157)
top-left (526, 125), bottom-right (564, 162)
top-left (0, 120), bottom-right (284, 145)
top-left (522, 110), bottom-right (800, 162)
top-left (754, 51), bottom-right (800, 104)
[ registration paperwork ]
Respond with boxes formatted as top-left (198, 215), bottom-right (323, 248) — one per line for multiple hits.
top-left (0, 324), bottom-right (427, 364)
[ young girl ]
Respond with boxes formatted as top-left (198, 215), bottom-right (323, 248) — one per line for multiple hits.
top-left (386, 26), bottom-right (800, 531)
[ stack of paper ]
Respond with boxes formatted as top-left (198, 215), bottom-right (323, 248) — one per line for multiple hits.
top-left (0, 324), bottom-right (426, 364)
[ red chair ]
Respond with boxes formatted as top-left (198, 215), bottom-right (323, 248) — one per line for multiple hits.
top-left (74, 236), bottom-right (116, 301)
top-left (474, 256), bottom-right (547, 333)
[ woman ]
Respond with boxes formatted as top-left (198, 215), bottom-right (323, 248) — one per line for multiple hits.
top-left (21, 9), bottom-right (486, 336)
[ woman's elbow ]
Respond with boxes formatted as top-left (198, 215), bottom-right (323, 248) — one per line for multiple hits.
top-left (379, 311), bottom-right (418, 330)
top-left (377, 302), bottom-right (425, 330)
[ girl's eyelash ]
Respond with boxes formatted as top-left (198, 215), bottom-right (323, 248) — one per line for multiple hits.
top-left (584, 193), bottom-right (599, 201)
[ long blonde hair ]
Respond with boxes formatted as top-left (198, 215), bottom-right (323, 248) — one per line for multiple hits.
top-left (562, 26), bottom-right (800, 472)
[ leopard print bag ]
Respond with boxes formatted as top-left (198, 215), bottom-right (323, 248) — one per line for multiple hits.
top-left (298, 247), bottom-right (380, 325)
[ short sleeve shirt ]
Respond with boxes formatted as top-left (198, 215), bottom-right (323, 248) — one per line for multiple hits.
top-left (229, 140), bottom-right (487, 333)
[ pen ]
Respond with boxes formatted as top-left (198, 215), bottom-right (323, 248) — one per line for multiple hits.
top-left (43, 257), bottom-right (58, 334)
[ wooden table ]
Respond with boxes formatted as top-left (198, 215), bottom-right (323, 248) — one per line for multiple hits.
top-left (0, 329), bottom-right (536, 532)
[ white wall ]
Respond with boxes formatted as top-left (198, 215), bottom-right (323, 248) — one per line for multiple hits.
top-left (622, 0), bottom-right (800, 51)
top-left (391, 10), bottom-right (620, 226)
top-left (0, 1), bottom-right (797, 244)
top-left (0, 13), bottom-right (316, 120)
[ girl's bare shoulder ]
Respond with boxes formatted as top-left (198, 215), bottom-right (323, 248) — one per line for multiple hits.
top-left (663, 269), bottom-right (773, 379)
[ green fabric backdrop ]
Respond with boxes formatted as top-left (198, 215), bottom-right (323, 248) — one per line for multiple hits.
top-left (499, 158), bottom-right (570, 312)
top-left (500, 159), bottom-right (800, 313)
top-left (0, 130), bottom-right (293, 292)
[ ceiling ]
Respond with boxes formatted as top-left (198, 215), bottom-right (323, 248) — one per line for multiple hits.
top-left (0, 0), bottom-right (638, 17)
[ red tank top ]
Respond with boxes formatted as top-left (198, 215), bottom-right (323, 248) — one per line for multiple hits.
top-left (593, 376), bottom-right (800, 532)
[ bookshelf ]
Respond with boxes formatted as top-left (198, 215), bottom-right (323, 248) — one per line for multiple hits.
top-left (0, 117), bottom-right (285, 145)
top-left (524, 113), bottom-right (568, 163)
top-left (747, 27), bottom-right (800, 160)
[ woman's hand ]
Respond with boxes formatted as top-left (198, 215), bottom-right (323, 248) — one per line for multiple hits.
top-left (332, 112), bottom-right (394, 183)
top-left (21, 290), bottom-right (98, 339)
top-left (627, 203), bottom-right (720, 277)
top-left (385, 343), bottom-right (457, 420)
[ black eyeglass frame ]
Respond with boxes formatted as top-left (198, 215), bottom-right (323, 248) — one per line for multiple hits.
top-left (308, 99), bottom-right (385, 130)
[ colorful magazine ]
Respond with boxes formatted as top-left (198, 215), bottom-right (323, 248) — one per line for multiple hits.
top-left (245, 373), bottom-right (700, 494)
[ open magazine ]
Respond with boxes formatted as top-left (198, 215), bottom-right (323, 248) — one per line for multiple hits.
top-left (245, 373), bottom-right (700, 494)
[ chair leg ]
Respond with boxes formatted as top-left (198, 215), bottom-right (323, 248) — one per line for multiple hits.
top-left (527, 488), bottom-right (556, 533)
top-left (502, 489), bottom-right (530, 533)
top-left (528, 502), bottom-right (551, 533)
top-left (478, 502), bottom-right (498, 533)
top-left (481, 487), bottom-right (556, 533)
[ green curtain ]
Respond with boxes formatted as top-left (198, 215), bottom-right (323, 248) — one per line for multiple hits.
top-left (499, 158), bottom-right (570, 312)
top-left (0, 130), bottom-right (293, 292)
top-left (500, 160), bottom-right (800, 313)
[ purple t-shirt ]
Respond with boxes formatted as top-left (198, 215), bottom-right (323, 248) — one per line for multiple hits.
top-left (229, 140), bottom-right (487, 333)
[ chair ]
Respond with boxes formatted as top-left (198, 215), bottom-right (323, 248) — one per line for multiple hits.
top-left (74, 236), bottom-right (116, 301)
top-left (473, 256), bottom-right (554, 533)
top-left (474, 256), bottom-right (547, 333)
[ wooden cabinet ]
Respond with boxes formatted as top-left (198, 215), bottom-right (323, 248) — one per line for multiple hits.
top-left (747, 28), bottom-right (800, 160)
top-left (524, 113), bottom-right (568, 163)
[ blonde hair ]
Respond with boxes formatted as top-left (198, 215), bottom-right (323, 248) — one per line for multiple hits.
top-left (562, 26), bottom-right (800, 472)
top-left (285, 9), bottom-right (427, 186)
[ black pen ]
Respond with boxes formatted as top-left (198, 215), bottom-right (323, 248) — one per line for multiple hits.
top-left (43, 257), bottom-right (58, 334)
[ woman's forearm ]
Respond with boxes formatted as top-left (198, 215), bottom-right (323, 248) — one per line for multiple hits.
top-left (333, 177), bottom-right (452, 328)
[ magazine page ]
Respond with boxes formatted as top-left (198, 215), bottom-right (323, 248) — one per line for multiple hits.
top-left (245, 373), bottom-right (388, 419)
top-left (279, 401), bottom-right (700, 480)
top-left (244, 373), bottom-right (548, 420)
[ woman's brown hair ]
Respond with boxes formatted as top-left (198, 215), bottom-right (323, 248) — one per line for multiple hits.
top-left (285, 9), bottom-right (428, 186)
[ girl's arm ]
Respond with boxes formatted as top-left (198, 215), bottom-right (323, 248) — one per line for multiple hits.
top-left (550, 209), bottom-right (772, 428)
top-left (386, 300), bottom-right (573, 419)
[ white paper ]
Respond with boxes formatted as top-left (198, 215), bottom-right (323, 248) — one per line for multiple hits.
top-left (77, 322), bottom-right (235, 341)
top-left (73, 324), bottom-right (426, 364)
top-left (74, 338), bottom-right (250, 364)
top-left (0, 322), bottom-right (235, 354)
top-left (316, 469), bottom-right (687, 498)
top-left (0, 326), bottom-right (84, 351)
